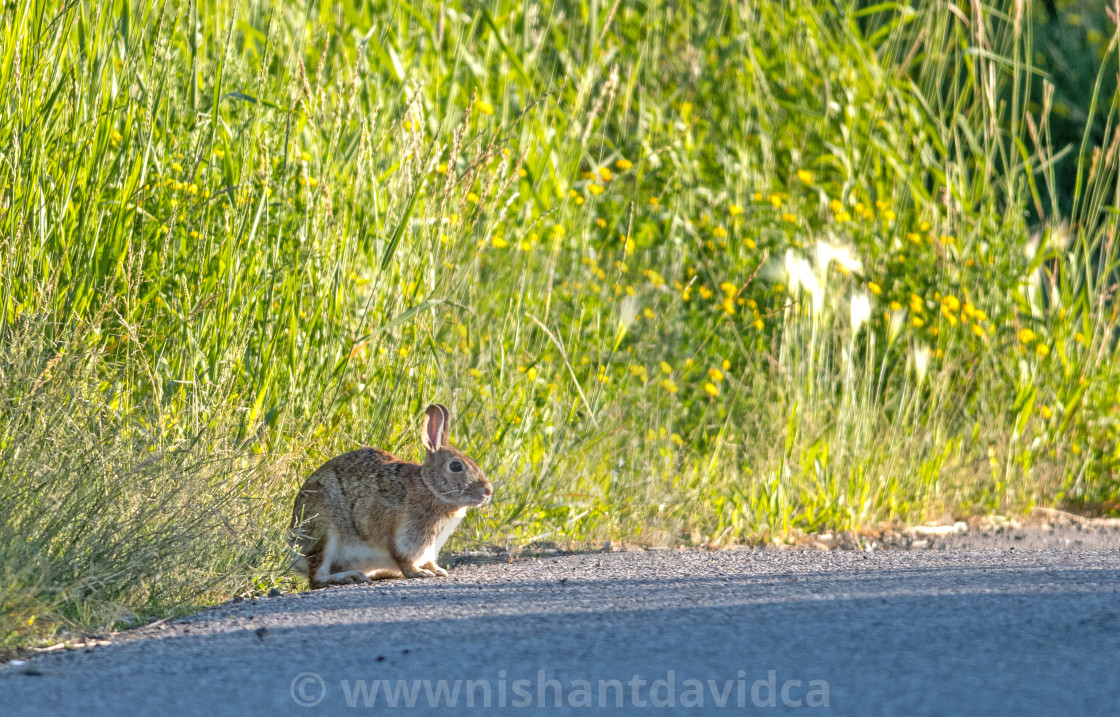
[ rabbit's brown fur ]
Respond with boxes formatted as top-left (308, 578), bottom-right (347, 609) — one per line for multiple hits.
top-left (289, 404), bottom-right (491, 588)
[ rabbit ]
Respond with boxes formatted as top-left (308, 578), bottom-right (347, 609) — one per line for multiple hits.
top-left (288, 403), bottom-right (492, 588)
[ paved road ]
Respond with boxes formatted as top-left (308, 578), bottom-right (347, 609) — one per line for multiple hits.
top-left (4, 526), bottom-right (1120, 715)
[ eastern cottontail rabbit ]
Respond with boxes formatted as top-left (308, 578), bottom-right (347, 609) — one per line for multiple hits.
top-left (289, 403), bottom-right (492, 588)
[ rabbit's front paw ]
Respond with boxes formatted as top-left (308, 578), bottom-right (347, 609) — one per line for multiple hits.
top-left (421, 561), bottom-right (449, 577)
top-left (402, 565), bottom-right (437, 578)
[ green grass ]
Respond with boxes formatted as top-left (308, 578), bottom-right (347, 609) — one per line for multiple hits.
top-left (2, 0), bottom-right (1119, 648)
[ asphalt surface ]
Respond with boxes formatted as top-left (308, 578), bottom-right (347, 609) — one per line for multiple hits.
top-left (4, 523), bottom-right (1120, 716)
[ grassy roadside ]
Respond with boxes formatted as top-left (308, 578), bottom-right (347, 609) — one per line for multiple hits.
top-left (2, 0), bottom-right (1119, 649)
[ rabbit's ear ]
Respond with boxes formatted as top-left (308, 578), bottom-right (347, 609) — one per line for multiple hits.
top-left (422, 404), bottom-right (447, 452)
top-left (434, 403), bottom-right (451, 447)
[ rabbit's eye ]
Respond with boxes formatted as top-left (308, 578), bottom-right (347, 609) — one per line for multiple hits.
top-left (449, 461), bottom-right (464, 472)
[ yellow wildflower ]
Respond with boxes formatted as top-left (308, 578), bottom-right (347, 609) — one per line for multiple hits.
top-left (1018, 328), bottom-right (1037, 345)
top-left (729, 204), bottom-right (743, 216)
top-left (868, 281), bottom-right (882, 295)
top-left (703, 382), bottom-right (719, 397)
top-left (708, 368), bottom-right (724, 382)
top-left (491, 236), bottom-right (508, 248)
top-left (589, 184), bottom-right (605, 195)
top-left (796, 169), bottom-right (813, 184)
top-left (615, 158), bottom-right (633, 170)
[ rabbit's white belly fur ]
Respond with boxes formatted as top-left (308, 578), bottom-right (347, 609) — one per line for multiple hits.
top-left (316, 528), bottom-right (398, 583)
top-left (340, 542), bottom-right (397, 572)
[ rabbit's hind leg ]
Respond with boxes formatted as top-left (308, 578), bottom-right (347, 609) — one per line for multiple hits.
top-left (324, 570), bottom-right (372, 585)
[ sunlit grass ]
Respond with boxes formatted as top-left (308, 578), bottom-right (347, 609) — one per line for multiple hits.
top-left (1, 0), bottom-right (1119, 648)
